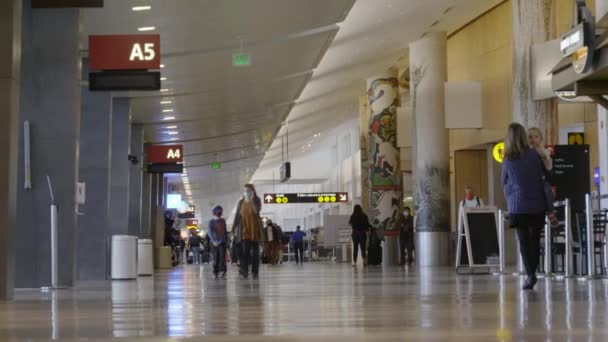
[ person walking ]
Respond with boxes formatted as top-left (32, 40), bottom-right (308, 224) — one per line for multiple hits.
top-left (528, 127), bottom-right (558, 226)
top-left (291, 226), bottom-right (306, 264)
top-left (232, 183), bottom-right (264, 279)
top-left (461, 186), bottom-right (484, 208)
top-left (208, 205), bottom-right (227, 279)
top-left (264, 220), bottom-right (276, 264)
top-left (189, 230), bottom-right (202, 265)
top-left (502, 123), bottom-right (547, 290)
top-left (394, 206), bottom-right (414, 266)
top-left (349, 205), bottom-right (370, 266)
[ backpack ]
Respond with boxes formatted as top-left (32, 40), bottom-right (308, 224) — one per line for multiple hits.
top-left (461, 197), bottom-right (481, 207)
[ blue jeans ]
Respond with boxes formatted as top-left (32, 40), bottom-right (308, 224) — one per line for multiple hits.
top-left (191, 246), bottom-right (201, 264)
top-left (212, 243), bottom-right (227, 275)
top-left (240, 240), bottom-right (260, 277)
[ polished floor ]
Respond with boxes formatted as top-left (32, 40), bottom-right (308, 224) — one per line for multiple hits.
top-left (1, 263), bottom-right (608, 341)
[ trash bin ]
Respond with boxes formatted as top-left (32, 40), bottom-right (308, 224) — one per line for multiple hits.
top-left (137, 239), bottom-right (154, 276)
top-left (111, 235), bottom-right (137, 280)
top-left (158, 246), bottom-right (172, 269)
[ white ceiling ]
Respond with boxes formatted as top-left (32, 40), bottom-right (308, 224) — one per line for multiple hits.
top-left (81, 0), bottom-right (503, 216)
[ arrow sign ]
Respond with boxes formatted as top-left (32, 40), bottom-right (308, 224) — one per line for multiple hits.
top-left (265, 194), bottom-right (274, 203)
top-left (339, 193), bottom-right (347, 202)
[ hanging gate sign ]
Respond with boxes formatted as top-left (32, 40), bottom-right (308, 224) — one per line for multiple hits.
top-left (455, 205), bottom-right (501, 272)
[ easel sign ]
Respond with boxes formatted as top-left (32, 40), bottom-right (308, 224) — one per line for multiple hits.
top-left (455, 205), bottom-right (501, 273)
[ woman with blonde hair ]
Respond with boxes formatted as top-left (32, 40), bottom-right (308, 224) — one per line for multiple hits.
top-left (502, 123), bottom-right (546, 290)
top-left (527, 127), bottom-right (557, 225)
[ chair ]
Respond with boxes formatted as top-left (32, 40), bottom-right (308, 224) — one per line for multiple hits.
top-left (574, 212), bottom-right (606, 276)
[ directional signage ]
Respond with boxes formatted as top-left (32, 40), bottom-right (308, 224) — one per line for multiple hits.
top-left (146, 144), bottom-right (184, 164)
top-left (264, 192), bottom-right (349, 204)
top-left (89, 35), bottom-right (161, 71)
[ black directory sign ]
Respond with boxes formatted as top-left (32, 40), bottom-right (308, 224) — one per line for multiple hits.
top-left (264, 192), bottom-right (349, 204)
top-left (32, 0), bottom-right (103, 7)
top-left (550, 145), bottom-right (590, 213)
top-left (456, 206), bottom-right (500, 271)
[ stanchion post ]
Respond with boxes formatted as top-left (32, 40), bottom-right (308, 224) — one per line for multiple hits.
top-left (50, 204), bottom-right (58, 288)
top-left (565, 199), bottom-right (573, 278)
top-left (498, 209), bottom-right (505, 274)
top-left (585, 193), bottom-right (596, 278)
top-left (544, 218), bottom-right (552, 277)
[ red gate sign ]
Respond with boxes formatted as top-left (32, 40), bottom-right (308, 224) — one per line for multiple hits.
top-left (146, 145), bottom-right (183, 164)
top-left (89, 35), bottom-right (160, 70)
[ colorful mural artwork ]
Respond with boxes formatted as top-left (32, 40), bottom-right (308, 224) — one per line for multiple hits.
top-left (367, 76), bottom-right (401, 232)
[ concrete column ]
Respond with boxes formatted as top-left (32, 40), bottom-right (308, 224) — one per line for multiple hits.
top-left (77, 60), bottom-right (112, 281)
top-left (14, 3), bottom-right (81, 288)
top-left (597, 1), bottom-right (608, 207)
top-left (141, 172), bottom-right (152, 239)
top-left (0, 0), bottom-right (21, 300)
top-left (128, 124), bottom-right (144, 236)
top-left (409, 32), bottom-right (450, 266)
top-left (366, 71), bottom-right (401, 266)
top-left (109, 98), bottom-right (131, 236)
top-left (512, 0), bottom-right (558, 143)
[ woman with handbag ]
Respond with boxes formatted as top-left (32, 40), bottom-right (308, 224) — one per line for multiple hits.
top-left (232, 183), bottom-right (264, 279)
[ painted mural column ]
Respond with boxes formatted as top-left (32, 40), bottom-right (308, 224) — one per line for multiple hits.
top-left (366, 71), bottom-right (401, 266)
top-left (512, 0), bottom-right (558, 143)
top-left (359, 95), bottom-right (370, 212)
top-left (409, 32), bottom-right (450, 267)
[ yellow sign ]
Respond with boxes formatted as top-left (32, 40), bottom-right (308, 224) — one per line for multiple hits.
top-left (318, 196), bottom-right (324, 203)
top-left (568, 132), bottom-right (584, 145)
top-left (493, 142), bottom-right (505, 163)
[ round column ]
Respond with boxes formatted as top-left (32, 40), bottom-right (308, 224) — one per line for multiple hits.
top-left (366, 71), bottom-right (401, 266)
top-left (409, 32), bottom-right (450, 266)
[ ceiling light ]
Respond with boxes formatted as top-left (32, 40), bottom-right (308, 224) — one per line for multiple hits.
top-left (166, 125), bottom-right (177, 129)
top-left (160, 77), bottom-right (167, 81)
top-left (160, 100), bottom-right (172, 105)
top-left (160, 64), bottom-right (165, 68)
top-left (307, 144), bottom-right (312, 147)
top-left (132, 6), bottom-right (151, 11)
top-left (162, 116), bottom-right (175, 121)
top-left (169, 138), bottom-right (179, 141)
top-left (166, 131), bottom-right (178, 135)
top-left (160, 88), bottom-right (169, 92)
top-left (137, 26), bottom-right (156, 32)
top-left (162, 109), bottom-right (174, 113)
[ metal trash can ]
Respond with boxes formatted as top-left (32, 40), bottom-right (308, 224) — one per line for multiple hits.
top-left (111, 235), bottom-right (137, 280)
top-left (158, 246), bottom-right (172, 269)
top-left (137, 239), bottom-right (154, 276)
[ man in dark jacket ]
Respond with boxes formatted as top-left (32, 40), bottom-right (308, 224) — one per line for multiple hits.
top-left (393, 206), bottom-right (414, 265)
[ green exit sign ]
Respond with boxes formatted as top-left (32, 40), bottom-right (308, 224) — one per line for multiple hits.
top-left (232, 53), bottom-right (251, 67)
top-left (211, 162), bottom-right (222, 170)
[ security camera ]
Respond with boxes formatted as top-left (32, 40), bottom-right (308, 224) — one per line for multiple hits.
top-left (128, 155), bottom-right (139, 165)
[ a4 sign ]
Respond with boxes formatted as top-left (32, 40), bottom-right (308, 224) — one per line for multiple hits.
top-left (264, 192), bottom-right (349, 204)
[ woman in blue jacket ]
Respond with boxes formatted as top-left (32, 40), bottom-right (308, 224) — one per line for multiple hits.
top-left (502, 123), bottom-right (547, 290)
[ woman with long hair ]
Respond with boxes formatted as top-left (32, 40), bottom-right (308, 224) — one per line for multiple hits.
top-left (349, 204), bottom-right (371, 266)
top-left (232, 183), bottom-right (264, 279)
top-left (502, 123), bottom-right (546, 290)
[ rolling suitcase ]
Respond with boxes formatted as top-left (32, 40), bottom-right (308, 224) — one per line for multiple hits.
top-left (367, 230), bottom-right (382, 266)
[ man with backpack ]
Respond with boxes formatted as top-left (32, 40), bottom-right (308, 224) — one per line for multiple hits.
top-left (461, 186), bottom-right (484, 208)
top-left (188, 230), bottom-right (202, 264)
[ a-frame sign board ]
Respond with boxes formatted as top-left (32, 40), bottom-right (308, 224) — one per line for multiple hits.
top-left (455, 205), bottom-right (501, 274)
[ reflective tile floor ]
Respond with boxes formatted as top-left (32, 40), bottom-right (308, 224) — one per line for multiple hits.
top-left (2, 264), bottom-right (608, 341)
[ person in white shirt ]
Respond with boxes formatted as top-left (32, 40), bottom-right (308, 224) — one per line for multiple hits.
top-left (461, 186), bottom-right (484, 208)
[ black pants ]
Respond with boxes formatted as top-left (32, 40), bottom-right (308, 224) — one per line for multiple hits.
top-left (400, 234), bottom-right (414, 265)
top-left (240, 240), bottom-right (260, 277)
top-left (294, 241), bottom-right (304, 263)
top-left (352, 231), bottom-right (367, 262)
top-left (212, 243), bottom-right (227, 275)
top-left (513, 213), bottom-right (545, 277)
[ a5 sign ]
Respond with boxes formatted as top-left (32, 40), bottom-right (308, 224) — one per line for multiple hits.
top-left (89, 35), bottom-right (161, 70)
top-left (146, 144), bottom-right (183, 164)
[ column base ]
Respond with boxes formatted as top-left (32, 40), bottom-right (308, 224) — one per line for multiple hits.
top-left (415, 231), bottom-right (450, 267)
